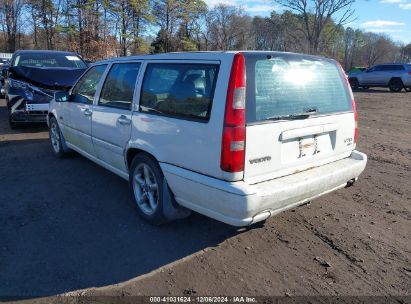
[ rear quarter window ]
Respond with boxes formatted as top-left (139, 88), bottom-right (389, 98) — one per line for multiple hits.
top-left (140, 63), bottom-right (219, 121)
top-left (381, 65), bottom-right (404, 71)
top-left (244, 54), bottom-right (352, 123)
top-left (392, 65), bottom-right (405, 71)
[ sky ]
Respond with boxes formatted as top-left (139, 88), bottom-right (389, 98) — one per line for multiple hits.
top-left (203, 0), bottom-right (411, 44)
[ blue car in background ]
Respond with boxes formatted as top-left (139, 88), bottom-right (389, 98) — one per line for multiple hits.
top-left (3, 50), bottom-right (87, 128)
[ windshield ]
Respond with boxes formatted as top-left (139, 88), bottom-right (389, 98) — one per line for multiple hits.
top-left (13, 53), bottom-right (87, 69)
top-left (245, 53), bottom-right (351, 123)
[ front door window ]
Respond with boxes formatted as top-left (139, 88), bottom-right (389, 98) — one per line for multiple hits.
top-left (70, 65), bottom-right (107, 104)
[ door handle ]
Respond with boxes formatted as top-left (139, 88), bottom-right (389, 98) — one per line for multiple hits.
top-left (83, 108), bottom-right (92, 117)
top-left (117, 115), bottom-right (131, 125)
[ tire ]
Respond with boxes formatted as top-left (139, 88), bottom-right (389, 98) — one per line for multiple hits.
top-left (129, 153), bottom-right (191, 225)
top-left (389, 79), bottom-right (403, 92)
top-left (129, 154), bottom-right (169, 225)
top-left (349, 78), bottom-right (359, 90)
top-left (9, 119), bottom-right (18, 129)
top-left (49, 116), bottom-right (67, 158)
top-left (7, 108), bottom-right (19, 129)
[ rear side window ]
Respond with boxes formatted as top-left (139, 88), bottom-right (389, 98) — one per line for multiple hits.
top-left (244, 54), bottom-right (351, 123)
top-left (389, 65), bottom-right (404, 71)
top-left (99, 62), bottom-right (141, 110)
top-left (379, 65), bottom-right (405, 71)
top-left (140, 63), bottom-right (218, 121)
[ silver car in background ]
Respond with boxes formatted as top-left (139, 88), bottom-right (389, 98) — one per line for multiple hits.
top-left (348, 63), bottom-right (411, 92)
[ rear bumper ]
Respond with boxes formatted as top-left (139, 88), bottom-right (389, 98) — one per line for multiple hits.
top-left (161, 151), bottom-right (367, 226)
top-left (402, 77), bottom-right (411, 87)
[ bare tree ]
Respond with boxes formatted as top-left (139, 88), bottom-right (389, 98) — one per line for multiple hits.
top-left (27, 0), bottom-right (63, 49)
top-left (253, 12), bottom-right (290, 51)
top-left (208, 4), bottom-right (252, 51)
top-left (361, 33), bottom-right (398, 66)
top-left (399, 43), bottom-right (411, 63)
top-left (0, 0), bottom-right (25, 52)
top-left (275, 0), bottom-right (355, 54)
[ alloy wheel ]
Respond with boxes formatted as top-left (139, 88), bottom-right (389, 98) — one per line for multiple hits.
top-left (50, 122), bottom-right (60, 153)
top-left (133, 163), bottom-right (159, 215)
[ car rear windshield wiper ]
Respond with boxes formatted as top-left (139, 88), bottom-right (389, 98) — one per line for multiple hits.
top-left (265, 108), bottom-right (318, 121)
top-left (265, 113), bottom-right (311, 121)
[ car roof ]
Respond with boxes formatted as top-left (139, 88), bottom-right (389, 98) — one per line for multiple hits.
top-left (94, 51), bottom-right (335, 65)
top-left (377, 63), bottom-right (407, 66)
top-left (95, 51), bottom-right (232, 64)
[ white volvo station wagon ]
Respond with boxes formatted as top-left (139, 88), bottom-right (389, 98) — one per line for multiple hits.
top-left (48, 51), bottom-right (367, 226)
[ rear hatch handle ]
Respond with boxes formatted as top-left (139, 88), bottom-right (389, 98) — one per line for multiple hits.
top-left (280, 123), bottom-right (338, 141)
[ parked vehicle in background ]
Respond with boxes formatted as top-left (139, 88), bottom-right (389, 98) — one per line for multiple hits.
top-left (0, 63), bottom-right (10, 98)
top-left (348, 63), bottom-right (411, 92)
top-left (4, 50), bottom-right (88, 128)
top-left (48, 51), bottom-right (367, 227)
top-left (347, 67), bottom-right (367, 77)
top-left (0, 58), bottom-right (10, 66)
top-left (0, 56), bottom-right (10, 97)
top-left (0, 53), bottom-right (13, 63)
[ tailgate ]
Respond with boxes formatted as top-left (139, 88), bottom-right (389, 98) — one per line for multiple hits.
top-left (244, 113), bottom-right (355, 184)
top-left (243, 52), bottom-right (355, 184)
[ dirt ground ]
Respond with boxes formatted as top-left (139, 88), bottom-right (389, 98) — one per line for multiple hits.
top-left (0, 89), bottom-right (410, 300)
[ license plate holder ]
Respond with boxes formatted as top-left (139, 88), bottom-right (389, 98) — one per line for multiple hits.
top-left (26, 103), bottom-right (49, 112)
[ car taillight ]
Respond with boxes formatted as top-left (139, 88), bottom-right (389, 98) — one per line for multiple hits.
top-left (221, 53), bottom-right (246, 172)
top-left (337, 62), bottom-right (358, 145)
top-left (408, 72), bottom-right (411, 75)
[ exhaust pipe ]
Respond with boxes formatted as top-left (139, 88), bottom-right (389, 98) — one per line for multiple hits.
top-left (345, 178), bottom-right (356, 188)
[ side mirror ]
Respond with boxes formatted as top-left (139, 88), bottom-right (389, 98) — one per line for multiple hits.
top-left (1, 68), bottom-right (8, 78)
top-left (54, 91), bottom-right (70, 102)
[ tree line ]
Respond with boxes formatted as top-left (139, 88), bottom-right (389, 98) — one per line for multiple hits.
top-left (0, 0), bottom-right (410, 69)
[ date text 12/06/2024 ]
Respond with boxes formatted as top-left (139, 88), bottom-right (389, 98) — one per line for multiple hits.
top-left (149, 296), bottom-right (257, 303)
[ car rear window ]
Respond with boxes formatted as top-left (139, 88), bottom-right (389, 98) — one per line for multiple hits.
top-left (244, 53), bottom-right (352, 123)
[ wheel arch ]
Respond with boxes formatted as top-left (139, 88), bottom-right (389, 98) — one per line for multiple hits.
top-left (48, 112), bottom-right (71, 153)
top-left (349, 77), bottom-right (359, 86)
top-left (125, 147), bottom-right (160, 171)
top-left (47, 110), bottom-right (58, 127)
top-left (389, 77), bottom-right (403, 84)
top-left (126, 146), bottom-right (191, 223)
